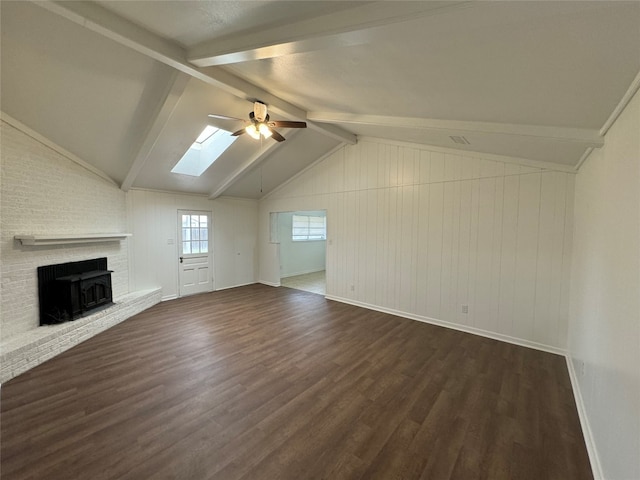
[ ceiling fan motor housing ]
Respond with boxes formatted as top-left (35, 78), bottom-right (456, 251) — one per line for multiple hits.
top-left (254, 101), bottom-right (268, 122)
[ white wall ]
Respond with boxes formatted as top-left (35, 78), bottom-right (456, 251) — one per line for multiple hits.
top-left (127, 190), bottom-right (257, 299)
top-left (568, 90), bottom-right (640, 480)
top-left (260, 139), bottom-right (574, 352)
top-left (212, 196), bottom-right (259, 290)
top-left (1, 121), bottom-right (129, 340)
top-left (277, 211), bottom-right (326, 278)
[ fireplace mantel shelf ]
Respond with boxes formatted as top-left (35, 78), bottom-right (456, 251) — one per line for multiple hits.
top-left (15, 233), bottom-right (132, 246)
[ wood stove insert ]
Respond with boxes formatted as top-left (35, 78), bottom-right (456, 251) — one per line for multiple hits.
top-left (38, 258), bottom-right (113, 325)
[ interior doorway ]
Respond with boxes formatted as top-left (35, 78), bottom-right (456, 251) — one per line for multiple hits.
top-left (274, 210), bottom-right (326, 295)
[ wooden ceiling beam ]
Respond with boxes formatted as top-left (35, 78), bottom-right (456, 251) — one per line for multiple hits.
top-left (187, 1), bottom-right (472, 67)
top-left (308, 112), bottom-right (604, 147)
top-left (33, 0), bottom-right (356, 145)
top-left (121, 71), bottom-right (191, 192)
top-left (209, 130), bottom-right (301, 200)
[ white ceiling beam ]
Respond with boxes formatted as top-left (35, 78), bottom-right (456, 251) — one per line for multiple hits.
top-left (33, 0), bottom-right (356, 145)
top-left (188, 1), bottom-right (472, 67)
top-left (600, 68), bottom-right (640, 136)
top-left (209, 130), bottom-right (301, 200)
top-left (308, 112), bottom-right (605, 146)
top-left (121, 71), bottom-right (190, 192)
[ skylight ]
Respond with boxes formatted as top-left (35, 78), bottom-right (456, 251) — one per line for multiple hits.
top-left (171, 126), bottom-right (237, 177)
top-left (195, 125), bottom-right (218, 144)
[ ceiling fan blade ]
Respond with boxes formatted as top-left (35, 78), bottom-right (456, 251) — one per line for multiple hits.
top-left (268, 121), bottom-right (307, 129)
top-left (208, 114), bottom-right (244, 121)
top-left (269, 128), bottom-right (286, 142)
top-left (231, 128), bottom-right (246, 137)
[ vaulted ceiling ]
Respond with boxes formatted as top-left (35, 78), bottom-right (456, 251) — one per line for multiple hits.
top-left (2, 1), bottom-right (639, 199)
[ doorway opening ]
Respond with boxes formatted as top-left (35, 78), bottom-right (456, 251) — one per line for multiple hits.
top-left (274, 210), bottom-right (326, 295)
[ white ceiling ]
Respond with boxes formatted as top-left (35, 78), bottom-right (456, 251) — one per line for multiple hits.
top-left (2, 1), bottom-right (639, 199)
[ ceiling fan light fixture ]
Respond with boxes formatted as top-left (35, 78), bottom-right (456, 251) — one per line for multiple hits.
top-left (259, 123), bottom-right (272, 138)
top-left (210, 101), bottom-right (306, 143)
top-left (245, 124), bottom-right (260, 140)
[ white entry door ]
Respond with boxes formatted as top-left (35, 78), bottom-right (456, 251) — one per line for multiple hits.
top-left (178, 210), bottom-right (212, 297)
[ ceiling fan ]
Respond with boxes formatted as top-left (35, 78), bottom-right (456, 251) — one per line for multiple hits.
top-left (208, 101), bottom-right (307, 142)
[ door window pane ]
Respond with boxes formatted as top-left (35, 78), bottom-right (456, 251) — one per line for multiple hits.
top-left (181, 213), bottom-right (209, 254)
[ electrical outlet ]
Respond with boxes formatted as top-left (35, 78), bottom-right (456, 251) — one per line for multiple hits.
top-left (462, 305), bottom-right (468, 314)
top-left (579, 360), bottom-right (586, 377)
top-left (350, 284), bottom-right (355, 292)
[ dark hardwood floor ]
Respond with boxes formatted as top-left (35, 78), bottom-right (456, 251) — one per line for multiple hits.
top-left (1, 284), bottom-right (592, 480)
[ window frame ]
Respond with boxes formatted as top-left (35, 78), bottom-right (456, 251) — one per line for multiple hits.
top-left (291, 214), bottom-right (327, 242)
top-left (179, 211), bottom-right (211, 256)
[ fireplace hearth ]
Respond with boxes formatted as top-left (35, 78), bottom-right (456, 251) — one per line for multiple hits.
top-left (38, 258), bottom-right (114, 325)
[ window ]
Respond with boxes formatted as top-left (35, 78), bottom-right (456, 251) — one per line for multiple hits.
top-left (181, 214), bottom-right (209, 254)
top-left (171, 126), bottom-right (237, 177)
top-left (292, 214), bottom-right (326, 241)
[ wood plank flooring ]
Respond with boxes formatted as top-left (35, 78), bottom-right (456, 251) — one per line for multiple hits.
top-left (1, 284), bottom-right (592, 480)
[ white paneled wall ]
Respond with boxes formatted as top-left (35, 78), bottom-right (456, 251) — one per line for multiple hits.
top-left (260, 139), bottom-right (574, 352)
top-left (212, 196), bottom-right (259, 290)
top-left (568, 90), bottom-right (640, 480)
top-left (127, 190), bottom-right (257, 299)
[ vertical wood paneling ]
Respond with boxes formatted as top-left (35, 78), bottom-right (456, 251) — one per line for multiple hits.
top-left (419, 149), bottom-right (431, 185)
top-left (456, 180), bottom-right (472, 325)
top-left (409, 184), bottom-right (420, 314)
top-left (440, 182), bottom-right (455, 323)
top-left (534, 172), bottom-right (558, 346)
top-left (344, 145), bottom-right (358, 191)
top-left (415, 184), bottom-right (430, 316)
top-left (489, 176), bottom-right (505, 331)
top-left (389, 145), bottom-right (400, 188)
top-left (426, 183), bottom-right (444, 318)
top-left (467, 178), bottom-right (480, 327)
top-left (445, 153), bottom-right (461, 181)
top-left (399, 185), bottom-right (414, 311)
top-left (558, 174), bottom-right (574, 349)
top-left (513, 173), bottom-right (542, 341)
top-left (334, 192), bottom-right (346, 297)
top-left (431, 151), bottom-right (445, 183)
top-left (377, 143), bottom-right (389, 189)
top-left (375, 188), bottom-right (389, 306)
top-left (357, 190), bottom-right (368, 301)
top-left (387, 187), bottom-right (399, 308)
top-left (325, 195), bottom-right (336, 295)
top-left (474, 177), bottom-right (495, 330)
top-left (498, 175), bottom-right (520, 336)
top-left (448, 181), bottom-right (462, 322)
top-left (364, 189), bottom-right (377, 304)
top-left (261, 139), bottom-right (574, 350)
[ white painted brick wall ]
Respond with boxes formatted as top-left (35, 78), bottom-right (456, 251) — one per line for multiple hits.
top-left (1, 121), bottom-right (129, 340)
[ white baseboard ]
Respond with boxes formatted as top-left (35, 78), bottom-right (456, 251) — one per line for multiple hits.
top-left (161, 294), bottom-right (178, 302)
top-left (565, 356), bottom-right (604, 480)
top-left (324, 294), bottom-right (567, 356)
top-left (259, 280), bottom-right (281, 287)
top-left (215, 281), bottom-right (257, 291)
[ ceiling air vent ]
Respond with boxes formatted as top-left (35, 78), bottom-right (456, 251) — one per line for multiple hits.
top-left (449, 135), bottom-right (470, 145)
